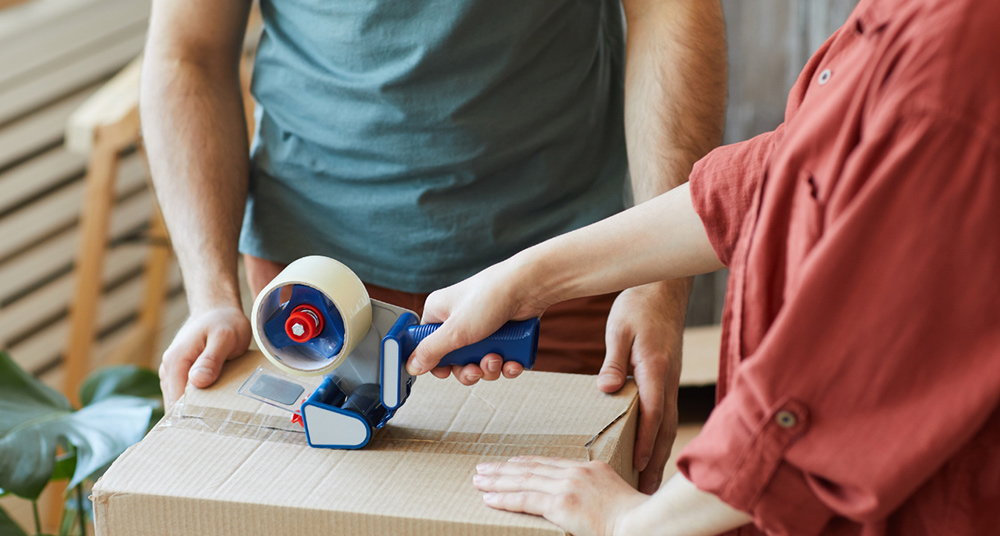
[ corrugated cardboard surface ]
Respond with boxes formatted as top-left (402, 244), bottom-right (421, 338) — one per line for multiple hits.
top-left (93, 352), bottom-right (638, 535)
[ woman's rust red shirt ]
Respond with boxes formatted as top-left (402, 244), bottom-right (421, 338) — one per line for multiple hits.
top-left (677, 0), bottom-right (1000, 534)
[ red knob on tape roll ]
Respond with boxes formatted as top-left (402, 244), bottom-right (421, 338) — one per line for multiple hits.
top-left (285, 304), bottom-right (324, 343)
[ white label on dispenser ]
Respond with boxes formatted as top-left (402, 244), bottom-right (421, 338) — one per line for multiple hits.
top-left (382, 338), bottom-right (400, 409)
top-left (303, 404), bottom-right (369, 447)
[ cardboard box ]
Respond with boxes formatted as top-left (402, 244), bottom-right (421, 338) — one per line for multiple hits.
top-left (93, 352), bottom-right (639, 535)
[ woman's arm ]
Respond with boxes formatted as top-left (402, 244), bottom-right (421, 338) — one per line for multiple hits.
top-left (472, 457), bottom-right (750, 536)
top-left (406, 182), bottom-right (722, 375)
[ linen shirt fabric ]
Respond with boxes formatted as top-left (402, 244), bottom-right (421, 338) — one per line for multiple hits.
top-left (240, 0), bottom-right (627, 292)
top-left (677, 0), bottom-right (1000, 534)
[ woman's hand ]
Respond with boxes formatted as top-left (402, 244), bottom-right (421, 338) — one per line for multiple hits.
top-left (473, 456), bottom-right (648, 536)
top-left (406, 257), bottom-right (552, 381)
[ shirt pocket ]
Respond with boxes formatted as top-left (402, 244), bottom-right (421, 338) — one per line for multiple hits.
top-left (786, 170), bottom-right (826, 290)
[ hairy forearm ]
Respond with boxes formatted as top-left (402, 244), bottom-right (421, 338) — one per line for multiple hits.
top-left (141, 53), bottom-right (249, 313)
top-left (620, 473), bottom-right (751, 536)
top-left (624, 0), bottom-right (726, 202)
top-left (517, 183), bottom-right (722, 305)
top-left (622, 0), bottom-right (726, 321)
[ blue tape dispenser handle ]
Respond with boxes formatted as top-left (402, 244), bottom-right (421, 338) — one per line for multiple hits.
top-left (380, 314), bottom-right (540, 410)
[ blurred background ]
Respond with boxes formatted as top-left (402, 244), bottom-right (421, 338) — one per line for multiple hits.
top-left (0, 0), bottom-right (856, 533)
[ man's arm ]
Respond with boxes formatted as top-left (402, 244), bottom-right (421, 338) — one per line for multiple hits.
top-left (142, 0), bottom-right (254, 408)
top-left (606, 0), bottom-right (726, 493)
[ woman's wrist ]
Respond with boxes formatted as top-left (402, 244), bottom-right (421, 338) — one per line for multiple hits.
top-left (508, 241), bottom-right (578, 312)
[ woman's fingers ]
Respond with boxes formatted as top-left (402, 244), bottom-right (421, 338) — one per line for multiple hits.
top-left (474, 471), bottom-right (564, 494)
top-left (482, 491), bottom-right (552, 516)
top-left (502, 361), bottom-right (524, 378)
top-left (476, 459), bottom-right (577, 480)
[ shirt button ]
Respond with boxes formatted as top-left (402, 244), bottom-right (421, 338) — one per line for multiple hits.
top-left (776, 410), bottom-right (798, 428)
top-left (818, 69), bottom-right (832, 85)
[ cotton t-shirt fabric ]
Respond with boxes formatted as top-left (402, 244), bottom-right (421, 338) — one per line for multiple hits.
top-left (678, 0), bottom-right (1000, 534)
top-left (240, 0), bottom-right (627, 292)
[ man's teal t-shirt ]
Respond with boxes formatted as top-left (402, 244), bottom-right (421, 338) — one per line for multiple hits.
top-left (240, 0), bottom-right (627, 292)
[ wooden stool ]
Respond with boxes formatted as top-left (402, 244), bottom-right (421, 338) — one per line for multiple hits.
top-left (62, 56), bottom-right (170, 405)
top-left (62, 43), bottom-right (257, 405)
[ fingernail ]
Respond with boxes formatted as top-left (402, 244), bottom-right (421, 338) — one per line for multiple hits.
top-left (407, 362), bottom-right (424, 376)
top-left (476, 463), bottom-right (490, 472)
top-left (189, 366), bottom-right (211, 383)
top-left (486, 360), bottom-right (500, 374)
top-left (637, 456), bottom-right (650, 471)
top-left (483, 492), bottom-right (498, 502)
top-left (509, 368), bottom-right (522, 378)
top-left (597, 374), bottom-right (619, 388)
top-left (468, 373), bottom-right (482, 382)
top-left (473, 475), bottom-right (485, 484)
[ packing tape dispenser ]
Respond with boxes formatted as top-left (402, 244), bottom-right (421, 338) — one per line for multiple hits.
top-left (238, 255), bottom-right (540, 449)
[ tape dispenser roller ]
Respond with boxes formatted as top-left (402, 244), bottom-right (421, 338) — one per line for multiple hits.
top-left (239, 255), bottom-right (540, 449)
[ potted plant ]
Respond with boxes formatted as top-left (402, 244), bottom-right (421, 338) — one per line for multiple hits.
top-left (0, 351), bottom-right (161, 536)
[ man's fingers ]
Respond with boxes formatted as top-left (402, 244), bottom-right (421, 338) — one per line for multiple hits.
top-left (633, 366), bottom-right (666, 473)
top-left (188, 328), bottom-right (236, 388)
top-left (637, 412), bottom-right (677, 494)
top-left (160, 336), bottom-right (204, 408)
top-left (430, 366), bottom-right (451, 379)
top-left (599, 325), bottom-right (632, 393)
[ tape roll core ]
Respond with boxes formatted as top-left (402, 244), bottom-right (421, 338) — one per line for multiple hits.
top-left (251, 256), bottom-right (372, 376)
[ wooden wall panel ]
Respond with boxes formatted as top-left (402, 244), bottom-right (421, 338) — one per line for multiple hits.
top-left (0, 0), bottom-right (150, 385)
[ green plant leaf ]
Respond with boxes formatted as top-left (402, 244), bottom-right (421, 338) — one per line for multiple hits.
top-left (80, 366), bottom-right (161, 406)
top-left (49, 452), bottom-right (77, 482)
top-left (0, 503), bottom-right (28, 536)
top-left (0, 352), bottom-right (158, 498)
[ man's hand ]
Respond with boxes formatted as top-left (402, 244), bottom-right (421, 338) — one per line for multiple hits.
top-left (600, 283), bottom-right (685, 494)
top-left (158, 306), bottom-right (251, 410)
top-left (474, 456), bottom-right (648, 536)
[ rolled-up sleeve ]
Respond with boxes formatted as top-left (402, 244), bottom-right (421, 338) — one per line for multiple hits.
top-left (678, 109), bottom-right (1000, 534)
top-left (689, 125), bottom-right (784, 266)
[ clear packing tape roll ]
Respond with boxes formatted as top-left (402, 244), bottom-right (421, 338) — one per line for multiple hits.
top-left (250, 256), bottom-right (372, 376)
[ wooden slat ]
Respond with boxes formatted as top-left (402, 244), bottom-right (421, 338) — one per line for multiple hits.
top-left (0, 152), bottom-right (147, 261)
top-left (0, 0), bottom-right (147, 89)
top-left (35, 292), bottom-right (187, 394)
top-left (99, 292), bottom-right (189, 370)
top-left (0, 146), bottom-right (85, 214)
top-left (0, 0), bottom-right (113, 43)
top-left (0, 243), bottom-right (149, 343)
top-left (0, 189), bottom-right (152, 301)
top-left (0, 87), bottom-right (96, 169)
top-left (7, 265), bottom-right (182, 373)
top-left (0, 29), bottom-right (145, 125)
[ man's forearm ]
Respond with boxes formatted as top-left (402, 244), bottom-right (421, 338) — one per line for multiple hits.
top-left (141, 50), bottom-right (249, 313)
top-left (623, 0), bottom-right (726, 201)
top-left (621, 0), bottom-right (726, 317)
